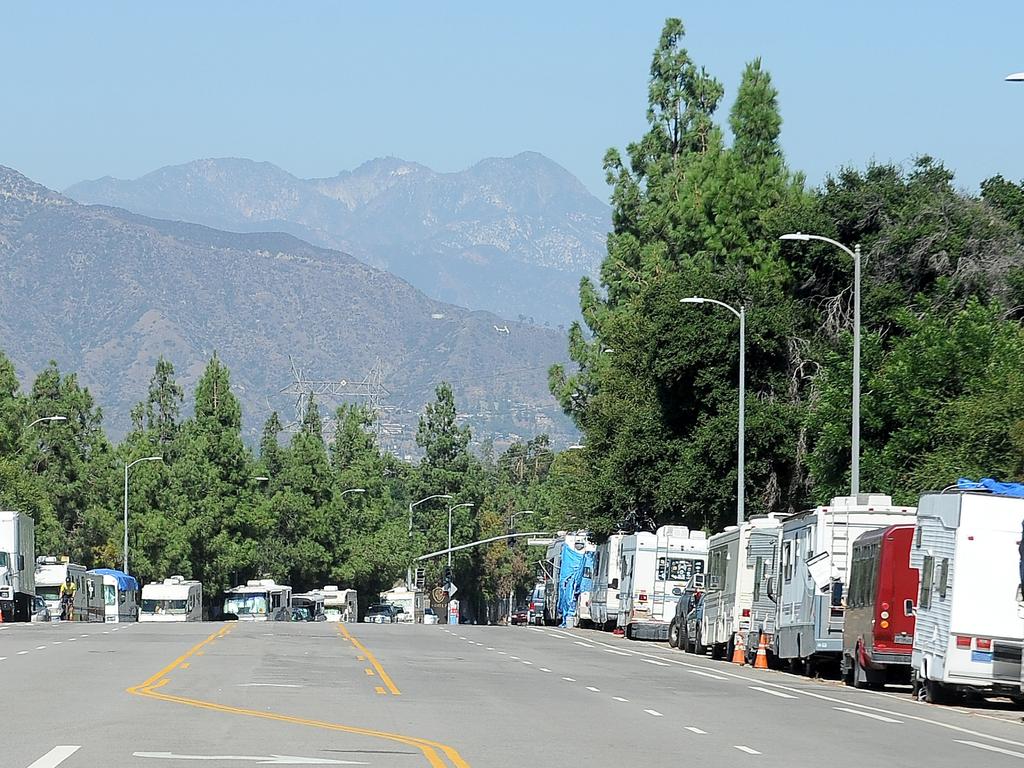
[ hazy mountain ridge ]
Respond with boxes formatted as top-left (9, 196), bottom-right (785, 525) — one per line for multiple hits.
top-left (1, 165), bottom-right (574, 449)
top-left (66, 152), bottom-right (610, 325)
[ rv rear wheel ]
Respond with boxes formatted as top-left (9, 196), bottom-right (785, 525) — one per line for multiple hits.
top-left (923, 678), bottom-right (949, 705)
top-left (668, 620), bottom-right (680, 649)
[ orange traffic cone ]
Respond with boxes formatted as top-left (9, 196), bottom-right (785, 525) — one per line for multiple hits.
top-left (754, 633), bottom-right (769, 669)
top-left (731, 631), bottom-right (746, 665)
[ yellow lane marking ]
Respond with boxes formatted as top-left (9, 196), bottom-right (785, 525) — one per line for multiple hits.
top-left (338, 623), bottom-right (401, 696)
top-left (357, 655), bottom-right (365, 661)
top-left (375, 686), bottom-right (386, 695)
top-left (180, 663), bottom-right (190, 669)
top-left (365, 668), bottom-right (375, 676)
top-left (126, 624), bottom-right (470, 768)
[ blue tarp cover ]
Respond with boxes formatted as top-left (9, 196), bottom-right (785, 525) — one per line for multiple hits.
top-left (957, 477), bottom-right (1024, 498)
top-left (556, 544), bottom-right (594, 627)
top-left (90, 568), bottom-right (139, 592)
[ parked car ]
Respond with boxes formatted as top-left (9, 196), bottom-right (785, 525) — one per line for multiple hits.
top-left (30, 595), bottom-right (51, 623)
top-left (364, 603), bottom-right (401, 623)
top-left (528, 584), bottom-right (545, 625)
top-left (423, 608), bottom-right (440, 625)
top-left (510, 605), bottom-right (530, 625)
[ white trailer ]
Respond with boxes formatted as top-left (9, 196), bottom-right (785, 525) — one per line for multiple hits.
top-left (701, 515), bottom-right (785, 658)
top-left (140, 576), bottom-right (203, 622)
top-left (911, 489), bottom-right (1024, 702)
top-left (223, 579), bottom-right (292, 621)
top-left (35, 557), bottom-right (104, 622)
top-left (90, 568), bottom-right (140, 622)
top-left (321, 585), bottom-right (357, 622)
top-left (0, 511), bottom-right (35, 622)
top-left (775, 495), bottom-right (915, 668)
top-left (588, 533), bottom-right (626, 631)
top-left (744, 519), bottom-right (787, 654)
top-left (380, 585), bottom-right (426, 623)
top-left (618, 526), bottom-right (708, 641)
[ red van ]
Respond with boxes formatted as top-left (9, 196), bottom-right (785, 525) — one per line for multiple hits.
top-left (842, 524), bottom-right (919, 687)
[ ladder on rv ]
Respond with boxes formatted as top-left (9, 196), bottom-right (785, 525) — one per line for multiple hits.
top-left (826, 504), bottom-right (850, 634)
top-left (653, 531), bottom-right (668, 621)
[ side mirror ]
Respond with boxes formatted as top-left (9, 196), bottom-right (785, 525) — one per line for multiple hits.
top-left (609, 578), bottom-right (619, 590)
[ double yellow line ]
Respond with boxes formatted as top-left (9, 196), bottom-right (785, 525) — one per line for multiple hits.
top-left (338, 622), bottom-right (401, 695)
top-left (127, 624), bottom-right (469, 768)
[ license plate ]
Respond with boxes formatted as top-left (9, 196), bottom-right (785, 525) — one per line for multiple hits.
top-left (895, 634), bottom-right (913, 645)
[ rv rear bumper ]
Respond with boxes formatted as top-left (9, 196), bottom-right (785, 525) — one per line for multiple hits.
top-left (629, 621), bottom-right (669, 641)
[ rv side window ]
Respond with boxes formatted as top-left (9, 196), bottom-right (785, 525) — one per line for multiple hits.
top-left (938, 558), bottom-right (950, 599)
top-left (753, 557), bottom-right (764, 602)
top-left (271, 593), bottom-right (281, 609)
top-left (920, 555), bottom-right (934, 610)
top-left (783, 542), bottom-right (793, 582)
top-left (915, 525), bottom-right (923, 548)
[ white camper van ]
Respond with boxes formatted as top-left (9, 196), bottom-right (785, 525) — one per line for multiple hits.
top-left (35, 558), bottom-right (104, 622)
top-left (775, 495), bottom-right (915, 669)
top-left (588, 533), bottom-right (626, 631)
top-left (140, 576), bottom-right (203, 622)
top-left (618, 526), bottom-right (708, 641)
top-left (699, 515), bottom-right (785, 659)
top-left (90, 568), bottom-right (140, 622)
top-left (322, 585), bottom-right (357, 622)
top-left (223, 579), bottom-right (292, 621)
top-left (911, 489), bottom-right (1024, 703)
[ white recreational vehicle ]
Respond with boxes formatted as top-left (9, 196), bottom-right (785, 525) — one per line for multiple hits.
top-left (140, 576), bottom-right (203, 622)
top-left (380, 585), bottom-right (426, 622)
top-left (911, 488), bottom-right (1024, 703)
top-left (775, 495), bottom-right (915, 669)
top-left (90, 568), bottom-right (140, 622)
top-left (0, 511), bottom-right (35, 622)
top-left (291, 591), bottom-right (327, 621)
top-left (321, 585), bottom-right (357, 622)
top-left (618, 526), bottom-right (708, 641)
top-left (588, 533), bottom-right (626, 630)
top-left (700, 515), bottom-right (785, 659)
top-left (35, 558), bottom-right (104, 622)
top-left (223, 579), bottom-right (292, 621)
top-left (543, 532), bottom-right (595, 626)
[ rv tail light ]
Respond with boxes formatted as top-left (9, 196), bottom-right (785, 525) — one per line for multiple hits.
top-left (956, 636), bottom-right (971, 649)
top-left (638, 593), bottom-right (648, 602)
top-left (880, 602), bottom-right (890, 611)
top-left (976, 638), bottom-right (992, 651)
top-left (741, 609), bottom-right (751, 618)
top-left (879, 620), bottom-right (890, 629)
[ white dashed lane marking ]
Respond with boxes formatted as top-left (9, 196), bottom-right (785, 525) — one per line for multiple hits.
top-left (574, 641), bottom-right (594, 648)
top-left (604, 648), bottom-right (632, 656)
top-left (734, 746), bottom-right (760, 755)
top-left (642, 658), bottom-right (669, 667)
top-left (562, 676), bottom-right (576, 682)
top-left (955, 740), bottom-right (1024, 759)
top-left (749, 686), bottom-right (797, 699)
top-left (612, 696), bottom-right (629, 702)
top-left (644, 709), bottom-right (663, 717)
top-left (685, 727), bottom-right (707, 735)
top-left (834, 707), bottom-right (902, 723)
top-left (586, 686), bottom-right (600, 692)
top-left (689, 669), bottom-right (728, 680)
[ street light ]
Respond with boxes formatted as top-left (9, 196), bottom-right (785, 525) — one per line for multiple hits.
top-left (26, 415), bottom-right (67, 429)
top-left (408, 493), bottom-right (453, 537)
top-left (780, 231), bottom-right (862, 497)
top-left (680, 296), bottom-right (746, 526)
top-left (507, 510), bottom-right (536, 624)
top-left (1006, 73), bottom-right (1024, 82)
top-left (447, 502), bottom-right (474, 567)
top-left (124, 455), bottom-right (162, 574)
top-left (340, 488), bottom-right (365, 498)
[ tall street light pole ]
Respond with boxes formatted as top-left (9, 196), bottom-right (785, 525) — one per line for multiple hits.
top-left (124, 455), bottom-right (162, 574)
top-left (780, 232), bottom-right (862, 497)
top-left (448, 503), bottom-right (474, 568)
top-left (680, 297), bottom-right (746, 526)
top-left (507, 510), bottom-right (535, 624)
top-left (1006, 72), bottom-right (1024, 81)
top-left (340, 488), bottom-right (365, 498)
top-left (26, 415), bottom-right (67, 429)
top-left (406, 494), bottom-right (453, 589)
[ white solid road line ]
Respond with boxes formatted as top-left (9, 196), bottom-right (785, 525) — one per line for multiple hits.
top-left (644, 709), bottom-right (663, 717)
top-left (955, 740), bottom-right (1024, 759)
top-left (642, 659), bottom-right (669, 667)
top-left (734, 746), bottom-right (761, 755)
top-left (689, 669), bottom-right (728, 680)
top-left (26, 745), bottom-right (81, 768)
top-left (685, 727), bottom-right (708, 735)
top-left (834, 707), bottom-right (902, 724)
top-left (749, 686), bottom-right (798, 699)
top-left (574, 641), bottom-right (594, 648)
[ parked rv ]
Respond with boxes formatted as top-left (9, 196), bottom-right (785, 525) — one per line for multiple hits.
top-left (35, 558), bottom-right (104, 622)
top-left (380, 585), bottom-right (426, 622)
top-left (587, 534), bottom-right (625, 631)
top-left (140, 576), bottom-right (203, 622)
top-left (775, 495), bottom-right (915, 671)
top-left (223, 579), bottom-right (292, 621)
top-left (321, 585), bottom-right (357, 622)
top-left (699, 515), bottom-right (785, 660)
top-left (292, 591), bottom-right (327, 621)
top-left (543, 532), bottom-right (594, 627)
top-left (911, 486), bottom-right (1024, 703)
top-left (842, 524), bottom-right (918, 687)
top-left (618, 525), bottom-right (708, 641)
top-left (0, 510), bottom-right (36, 622)
top-left (90, 568), bottom-right (140, 622)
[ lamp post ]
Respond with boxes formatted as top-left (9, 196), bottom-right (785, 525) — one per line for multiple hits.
top-left (26, 415), bottom-right (67, 429)
top-left (507, 510), bottom-right (535, 624)
top-left (408, 494), bottom-right (453, 537)
top-left (447, 503), bottom-right (474, 567)
top-left (680, 297), bottom-right (746, 526)
top-left (1006, 72), bottom-right (1024, 81)
top-left (340, 488), bottom-right (365, 498)
top-left (780, 232), bottom-right (862, 496)
top-left (124, 455), bottom-right (162, 574)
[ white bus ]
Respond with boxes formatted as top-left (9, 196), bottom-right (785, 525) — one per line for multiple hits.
top-left (775, 495), bottom-right (915, 670)
top-left (223, 579), bottom-right (292, 621)
top-left (911, 488), bottom-right (1024, 703)
top-left (699, 515), bottom-right (784, 659)
top-left (321, 585), bottom-right (357, 622)
top-left (618, 526), bottom-right (708, 641)
top-left (587, 533), bottom-right (625, 631)
top-left (140, 576), bottom-right (203, 622)
top-left (35, 557), bottom-right (104, 622)
top-left (90, 568), bottom-right (140, 622)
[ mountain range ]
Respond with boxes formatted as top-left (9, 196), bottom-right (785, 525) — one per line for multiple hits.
top-left (66, 152), bottom-right (610, 327)
top-left (0, 165), bottom-right (575, 450)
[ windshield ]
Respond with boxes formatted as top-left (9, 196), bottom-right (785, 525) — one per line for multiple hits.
top-left (367, 604), bottom-right (390, 614)
top-left (37, 586), bottom-right (60, 602)
top-left (103, 584), bottom-right (116, 606)
top-left (224, 594), bottom-right (267, 616)
top-left (292, 607), bottom-right (311, 621)
top-left (142, 599), bottom-right (187, 614)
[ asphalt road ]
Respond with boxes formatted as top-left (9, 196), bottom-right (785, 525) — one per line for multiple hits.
top-left (4, 619), bottom-right (1024, 768)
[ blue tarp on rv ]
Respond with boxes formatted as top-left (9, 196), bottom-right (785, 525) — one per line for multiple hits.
top-left (556, 545), bottom-right (595, 627)
top-left (956, 477), bottom-right (1024, 498)
top-left (90, 568), bottom-right (139, 592)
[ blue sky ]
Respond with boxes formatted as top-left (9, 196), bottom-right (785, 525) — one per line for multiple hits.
top-left (3, 3), bottom-right (1023, 199)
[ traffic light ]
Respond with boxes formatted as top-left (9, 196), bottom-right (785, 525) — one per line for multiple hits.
top-left (443, 566), bottom-right (453, 586)
top-left (414, 568), bottom-right (426, 589)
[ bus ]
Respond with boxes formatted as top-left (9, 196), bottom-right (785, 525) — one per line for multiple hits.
top-left (90, 568), bottom-right (140, 623)
top-left (140, 576), bottom-right (203, 622)
top-left (223, 579), bottom-right (292, 621)
top-left (842, 524), bottom-right (918, 687)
